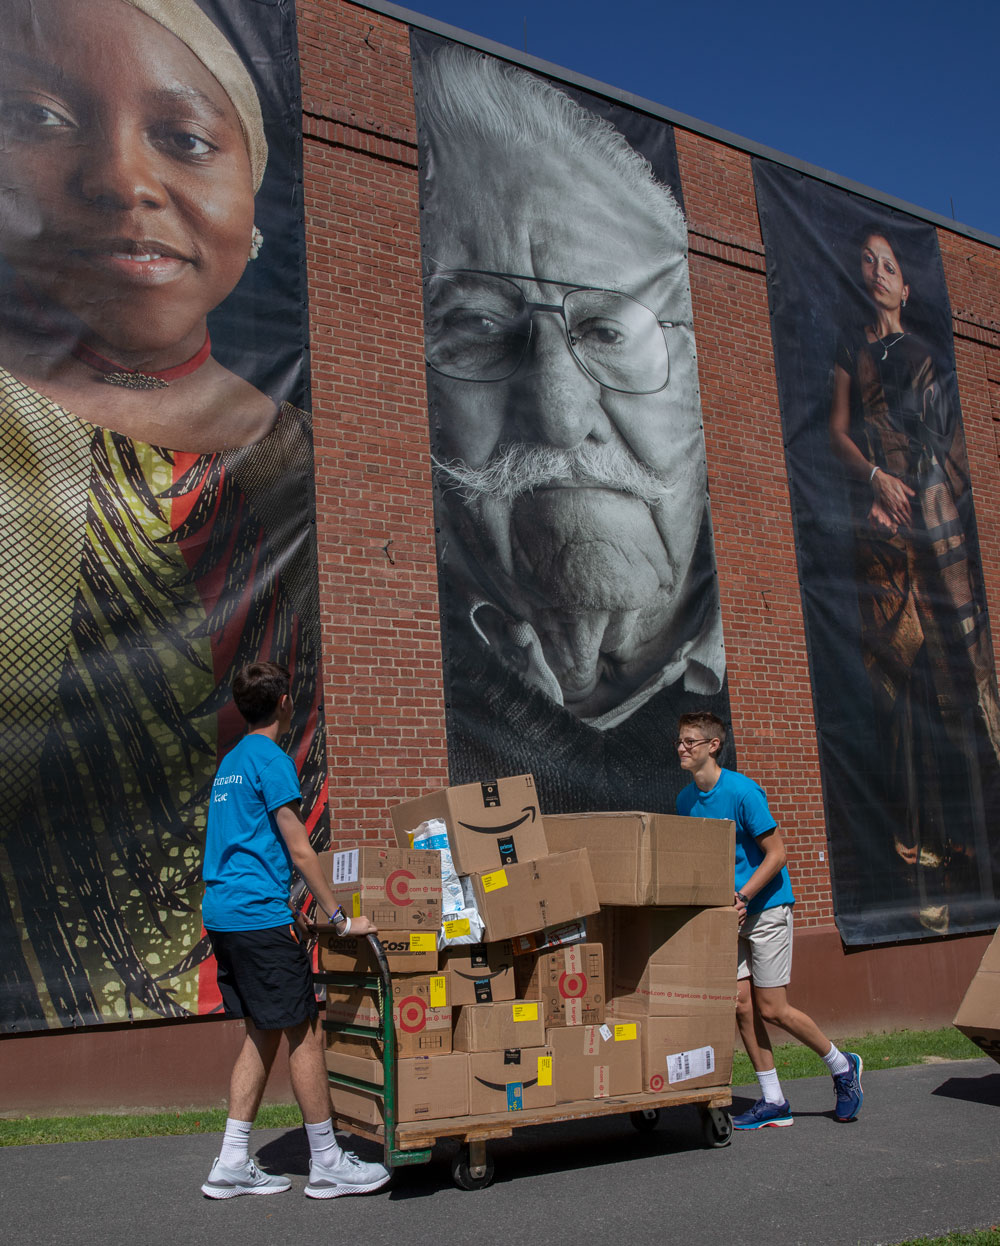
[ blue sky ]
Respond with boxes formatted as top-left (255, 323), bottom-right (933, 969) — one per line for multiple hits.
top-left (395, 0), bottom-right (999, 242)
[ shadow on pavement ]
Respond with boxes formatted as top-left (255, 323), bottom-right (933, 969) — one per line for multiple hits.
top-left (931, 1071), bottom-right (1000, 1107)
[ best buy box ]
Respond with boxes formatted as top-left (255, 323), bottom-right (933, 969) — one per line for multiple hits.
top-left (467, 1047), bottom-right (555, 1114)
top-left (391, 775), bottom-right (548, 875)
top-left (612, 907), bottom-right (738, 1017)
top-left (469, 849), bottom-right (599, 942)
top-left (318, 847), bottom-right (441, 932)
top-left (543, 812), bottom-right (734, 907)
top-left (546, 1022), bottom-right (642, 1102)
top-left (515, 942), bottom-right (605, 1027)
top-left (326, 973), bottom-right (452, 1057)
top-left (326, 1051), bottom-right (469, 1126)
top-left (954, 924), bottom-right (1000, 1065)
top-left (318, 931), bottom-right (438, 975)
top-left (453, 1000), bottom-right (546, 1052)
top-left (632, 1011), bottom-right (735, 1092)
top-left (443, 941), bottom-right (516, 1005)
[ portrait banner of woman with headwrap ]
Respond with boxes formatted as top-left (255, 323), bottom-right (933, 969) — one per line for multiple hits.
top-left (0, 0), bottom-right (326, 1031)
top-left (754, 160), bottom-right (1000, 945)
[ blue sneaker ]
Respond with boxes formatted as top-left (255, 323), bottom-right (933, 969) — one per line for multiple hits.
top-left (731, 1097), bottom-right (793, 1129)
top-left (833, 1052), bottom-right (864, 1121)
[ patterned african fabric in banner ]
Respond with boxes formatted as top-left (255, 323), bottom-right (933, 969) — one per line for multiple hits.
top-left (410, 29), bottom-right (731, 815)
top-left (754, 159), bottom-right (1000, 945)
top-left (0, 0), bottom-right (325, 1031)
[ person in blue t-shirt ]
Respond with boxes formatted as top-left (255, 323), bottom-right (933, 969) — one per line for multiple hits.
top-left (675, 711), bottom-right (864, 1130)
top-left (200, 661), bottom-right (390, 1200)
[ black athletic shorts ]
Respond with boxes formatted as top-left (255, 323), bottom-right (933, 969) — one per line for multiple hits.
top-left (206, 924), bottom-right (319, 1030)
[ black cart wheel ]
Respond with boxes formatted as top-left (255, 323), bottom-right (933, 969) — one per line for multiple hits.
top-left (451, 1145), bottom-right (494, 1191)
top-left (700, 1106), bottom-right (734, 1148)
top-left (629, 1108), bottom-right (660, 1133)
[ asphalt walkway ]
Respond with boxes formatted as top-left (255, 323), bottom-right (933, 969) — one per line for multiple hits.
top-left (2, 1059), bottom-right (999, 1246)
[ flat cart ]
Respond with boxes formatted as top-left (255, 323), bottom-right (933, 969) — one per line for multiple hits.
top-left (318, 933), bottom-right (733, 1190)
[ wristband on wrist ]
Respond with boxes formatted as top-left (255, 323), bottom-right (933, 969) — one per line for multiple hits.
top-left (736, 891), bottom-right (749, 905)
top-left (869, 464), bottom-right (880, 483)
top-left (339, 915), bottom-right (352, 935)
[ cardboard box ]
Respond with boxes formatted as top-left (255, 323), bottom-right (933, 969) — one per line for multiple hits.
top-left (612, 907), bottom-right (738, 1017)
top-left (469, 850), bottom-right (599, 942)
top-left (546, 1022), bottom-right (643, 1102)
top-left (443, 942), bottom-right (516, 1005)
top-left (326, 973), bottom-right (452, 1057)
top-left (326, 1050), bottom-right (469, 1125)
top-left (954, 925), bottom-right (1000, 1065)
top-left (516, 942), bottom-right (605, 1027)
top-left (635, 1012), bottom-right (735, 1092)
top-left (318, 848), bottom-right (442, 932)
top-left (467, 1047), bottom-right (556, 1114)
top-left (390, 774), bottom-right (549, 875)
top-left (318, 931), bottom-right (438, 975)
top-left (453, 1000), bottom-right (547, 1052)
top-left (544, 812), bottom-right (734, 907)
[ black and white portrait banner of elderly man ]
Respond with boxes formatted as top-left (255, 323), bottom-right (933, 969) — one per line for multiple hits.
top-left (411, 31), bottom-right (732, 813)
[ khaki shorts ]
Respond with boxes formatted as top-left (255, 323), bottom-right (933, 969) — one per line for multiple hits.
top-left (737, 903), bottom-right (793, 988)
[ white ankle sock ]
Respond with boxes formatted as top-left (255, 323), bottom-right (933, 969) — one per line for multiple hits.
top-left (305, 1118), bottom-right (342, 1168)
top-left (219, 1118), bottom-right (253, 1168)
top-left (756, 1067), bottom-right (785, 1105)
top-left (822, 1044), bottom-right (850, 1076)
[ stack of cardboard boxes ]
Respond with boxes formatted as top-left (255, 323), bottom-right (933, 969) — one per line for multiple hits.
top-left (320, 776), bottom-right (736, 1132)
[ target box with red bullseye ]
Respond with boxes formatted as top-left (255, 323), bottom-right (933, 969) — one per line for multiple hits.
top-left (318, 847), bottom-right (442, 932)
top-left (515, 942), bottom-right (606, 1027)
top-left (390, 774), bottom-right (549, 875)
top-left (326, 973), bottom-right (453, 1058)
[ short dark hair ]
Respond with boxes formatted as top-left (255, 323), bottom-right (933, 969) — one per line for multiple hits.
top-left (232, 662), bottom-right (291, 726)
top-left (677, 711), bottom-right (727, 745)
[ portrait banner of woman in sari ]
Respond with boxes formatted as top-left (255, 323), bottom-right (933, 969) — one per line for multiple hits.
top-left (0, 0), bottom-right (327, 1032)
top-left (754, 160), bottom-right (1000, 945)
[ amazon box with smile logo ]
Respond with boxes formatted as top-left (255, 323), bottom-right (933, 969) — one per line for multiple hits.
top-left (467, 1046), bottom-right (556, 1114)
top-left (390, 775), bottom-right (548, 876)
top-left (443, 941), bottom-right (516, 1005)
top-left (318, 848), bottom-right (442, 932)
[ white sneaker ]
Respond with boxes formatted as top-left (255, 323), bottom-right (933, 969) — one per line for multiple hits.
top-left (201, 1155), bottom-right (292, 1198)
top-left (304, 1148), bottom-right (391, 1199)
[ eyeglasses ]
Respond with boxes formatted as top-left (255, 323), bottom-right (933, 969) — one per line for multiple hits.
top-left (423, 269), bottom-right (678, 394)
top-left (675, 736), bottom-right (715, 750)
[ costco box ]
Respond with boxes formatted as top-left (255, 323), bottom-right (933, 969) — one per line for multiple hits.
top-left (391, 774), bottom-right (548, 875)
top-left (326, 973), bottom-right (452, 1057)
top-left (954, 925), bottom-right (1000, 1065)
top-left (547, 1022), bottom-right (643, 1102)
top-left (326, 1050), bottom-right (469, 1126)
top-left (468, 1047), bottom-right (555, 1114)
top-left (633, 1011), bottom-right (735, 1092)
top-left (318, 931), bottom-right (438, 975)
top-left (612, 907), bottom-right (738, 1017)
top-left (516, 942), bottom-right (605, 1027)
top-left (318, 847), bottom-right (442, 932)
top-left (544, 812), bottom-right (734, 907)
top-left (469, 850), bottom-right (599, 942)
top-left (443, 942), bottom-right (516, 1005)
top-left (453, 1000), bottom-right (546, 1052)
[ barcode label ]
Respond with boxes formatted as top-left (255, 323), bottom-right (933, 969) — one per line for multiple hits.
top-left (332, 850), bottom-right (358, 884)
top-left (666, 1045), bottom-right (715, 1084)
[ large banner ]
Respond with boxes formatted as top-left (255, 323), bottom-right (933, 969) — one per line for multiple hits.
top-left (0, 0), bottom-right (326, 1031)
top-left (754, 160), bottom-right (1000, 944)
top-left (411, 30), bottom-right (731, 814)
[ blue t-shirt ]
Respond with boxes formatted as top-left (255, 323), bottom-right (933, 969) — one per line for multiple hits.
top-left (201, 734), bottom-right (303, 932)
top-left (676, 767), bottom-right (795, 915)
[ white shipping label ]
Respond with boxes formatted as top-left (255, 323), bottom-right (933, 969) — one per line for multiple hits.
top-left (599, 1024), bottom-right (613, 1043)
top-left (666, 1045), bottom-right (715, 1085)
top-left (332, 849), bottom-right (359, 885)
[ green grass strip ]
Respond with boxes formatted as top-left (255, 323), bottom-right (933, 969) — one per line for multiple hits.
top-left (892, 1231), bottom-right (1000, 1245)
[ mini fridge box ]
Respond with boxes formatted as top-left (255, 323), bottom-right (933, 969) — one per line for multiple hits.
top-left (516, 942), bottom-right (605, 1027)
top-left (390, 775), bottom-right (548, 875)
top-left (326, 1051), bottom-right (469, 1126)
top-left (318, 931), bottom-right (438, 975)
top-left (954, 924), bottom-right (1000, 1065)
top-left (612, 907), bottom-right (738, 1017)
top-left (453, 1000), bottom-right (546, 1052)
top-left (467, 1047), bottom-right (555, 1115)
top-left (546, 1022), bottom-right (643, 1102)
top-left (443, 941), bottom-right (516, 1005)
top-left (635, 1011), bottom-right (735, 1093)
top-left (326, 974), bottom-right (452, 1057)
top-left (469, 849), bottom-right (599, 942)
top-left (318, 847), bottom-right (442, 932)
top-left (543, 812), bottom-right (734, 907)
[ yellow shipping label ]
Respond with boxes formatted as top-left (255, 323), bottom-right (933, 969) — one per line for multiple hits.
top-left (614, 1023), bottom-right (637, 1042)
top-left (512, 1002), bottom-right (539, 1022)
top-left (429, 976), bottom-right (447, 1007)
top-left (409, 932), bottom-right (436, 952)
top-left (443, 917), bottom-right (471, 939)
top-left (351, 893), bottom-right (361, 918)
top-left (537, 1056), bottom-right (552, 1086)
top-left (481, 869), bottom-right (508, 892)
